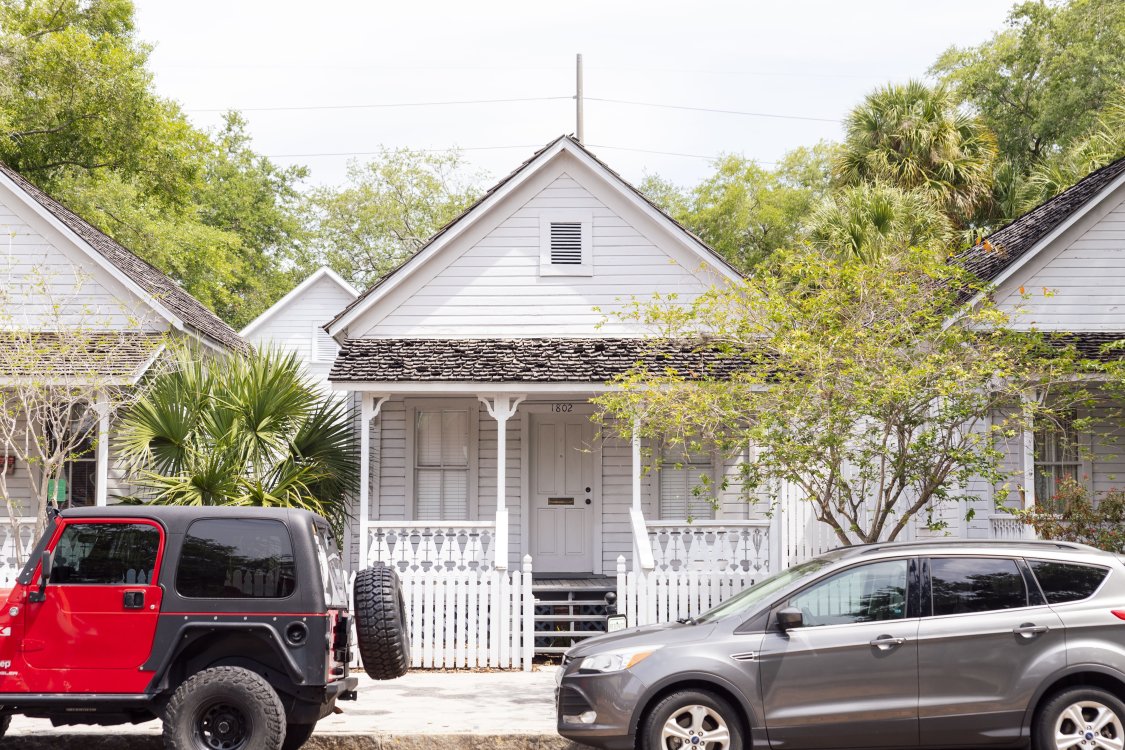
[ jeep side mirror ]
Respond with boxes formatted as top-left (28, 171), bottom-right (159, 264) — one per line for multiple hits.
top-left (29, 550), bottom-right (52, 603)
top-left (777, 606), bottom-right (804, 631)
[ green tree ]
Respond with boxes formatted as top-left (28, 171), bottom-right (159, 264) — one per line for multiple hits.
top-left (640, 144), bottom-right (834, 271)
top-left (116, 347), bottom-right (357, 538)
top-left (595, 247), bottom-right (1087, 545)
top-left (302, 148), bottom-right (481, 288)
top-left (808, 182), bottom-right (953, 262)
top-left (835, 81), bottom-right (998, 230)
top-left (933, 0), bottom-right (1125, 174)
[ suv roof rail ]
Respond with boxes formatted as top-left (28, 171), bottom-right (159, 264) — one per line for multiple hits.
top-left (856, 538), bottom-right (1086, 554)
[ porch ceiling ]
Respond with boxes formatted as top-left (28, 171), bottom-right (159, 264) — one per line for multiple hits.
top-left (329, 337), bottom-right (746, 385)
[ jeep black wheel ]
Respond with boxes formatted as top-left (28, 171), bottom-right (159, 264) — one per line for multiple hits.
top-left (0, 714), bottom-right (9, 740)
top-left (353, 563), bottom-right (411, 680)
top-left (281, 722), bottom-right (315, 750)
top-left (163, 666), bottom-right (285, 750)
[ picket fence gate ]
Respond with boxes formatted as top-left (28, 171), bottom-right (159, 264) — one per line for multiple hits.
top-left (348, 557), bottom-right (535, 671)
top-left (616, 556), bottom-right (765, 627)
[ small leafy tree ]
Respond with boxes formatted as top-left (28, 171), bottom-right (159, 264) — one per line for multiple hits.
top-left (116, 346), bottom-right (357, 538)
top-left (1020, 478), bottom-right (1125, 554)
top-left (0, 265), bottom-right (159, 555)
top-left (595, 247), bottom-right (1086, 546)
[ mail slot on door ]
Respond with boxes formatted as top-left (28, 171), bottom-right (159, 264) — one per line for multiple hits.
top-left (547, 497), bottom-right (575, 506)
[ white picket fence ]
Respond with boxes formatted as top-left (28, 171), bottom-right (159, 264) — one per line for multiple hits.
top-left (350, 557), bottom-right (536, 672)
top-left (616, 555), bottom-right (766, 627)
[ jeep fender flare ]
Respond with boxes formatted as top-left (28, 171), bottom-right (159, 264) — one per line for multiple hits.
top-left (145, 622), bottom-right (306, 693)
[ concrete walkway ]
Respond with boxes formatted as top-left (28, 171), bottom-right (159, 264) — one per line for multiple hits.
top-left (3, 668), bottom-right (582, 749)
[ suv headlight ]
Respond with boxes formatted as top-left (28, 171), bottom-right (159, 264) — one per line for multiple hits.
top-left (578, 646), bottom-right (662, 674)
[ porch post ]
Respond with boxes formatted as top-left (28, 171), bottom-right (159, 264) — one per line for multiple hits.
top-left (478, 394), bottom-right (526, 571)
top-left (632, 418), bottom-right (642, 510)
top-left (1021, 388), bottom-right (1038, 540)
top-left (93, 399), bottom-right (110, 507)
top-left (358, 394), bottom-right (389, 570)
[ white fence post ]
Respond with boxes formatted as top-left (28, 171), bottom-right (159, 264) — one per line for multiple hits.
top-left (521, 555), bottom-right (534, 671)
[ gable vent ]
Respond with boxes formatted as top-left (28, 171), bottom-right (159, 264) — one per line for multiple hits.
top-left (549, 222), bottom-right (584, 265)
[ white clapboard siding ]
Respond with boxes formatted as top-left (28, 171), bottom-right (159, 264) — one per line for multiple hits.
top-left (616, 556), bottom-right (765, 628)
top-left (349, 558), bottom-right (535, 671)
top-left (997, 190), bottom-right (1125, 330)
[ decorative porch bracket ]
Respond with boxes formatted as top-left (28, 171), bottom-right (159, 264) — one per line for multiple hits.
top-left (358, 393), bottom-right (389, 570)
top-left (478, 394), bottom-right (526, 571)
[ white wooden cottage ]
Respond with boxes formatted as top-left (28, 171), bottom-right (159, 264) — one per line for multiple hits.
top-left (0, 163), bottom-right (247, 584)
top-left (240, 266), bottom-right (358, 391)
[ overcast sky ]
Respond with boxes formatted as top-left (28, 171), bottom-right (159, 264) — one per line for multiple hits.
top-left (133, 0), bottom-right (1017, 191)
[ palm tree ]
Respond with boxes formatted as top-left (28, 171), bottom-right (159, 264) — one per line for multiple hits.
top-left (807, 183), bottom-right (953, 262)
top-left (835, 81), bottom-right (998, 228)
top-left (116, 346), bottom-right (356, 537)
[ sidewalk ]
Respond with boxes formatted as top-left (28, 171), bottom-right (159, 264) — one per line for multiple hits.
top-left (4, 668), bottom-right (583, 749)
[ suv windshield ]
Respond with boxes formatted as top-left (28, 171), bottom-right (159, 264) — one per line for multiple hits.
top-left (314, 527), bottom-right (349, 608)
top-left (694, 557), bottom-right (835, 624)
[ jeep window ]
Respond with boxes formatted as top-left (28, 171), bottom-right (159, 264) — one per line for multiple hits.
top-left (929, 557), bottom-right (1027, 616)
top-left (177, 519), bottom-right (296, 599)
top-left (787, 560), bottom-right (909, 626)
top-left (1028, 560), bottom-right (1108, 603)
top-left (313, 526), bottom-right (348, 608)
top-left (51, 523), bottom-right (160, 585)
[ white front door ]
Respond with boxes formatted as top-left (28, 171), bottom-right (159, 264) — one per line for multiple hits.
top-left (530, 413), bottom-right (595, 573)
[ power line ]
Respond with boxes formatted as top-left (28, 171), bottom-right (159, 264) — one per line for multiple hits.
top-left (266, 145), bottom-right (545, 158)
top-left (586, 97), bottom-right (840, 123)
top-left (187, 95), bottom-right (572, 113)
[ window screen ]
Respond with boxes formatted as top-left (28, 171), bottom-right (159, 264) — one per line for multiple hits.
top-left (930, 557), bottom-right (1027, 616)
top-left (52, 523), bottom-right (160, 585)
top-left (1029, 560), bottom-right (1108, 603)
top-left (177, 519), bottom-right (296, 598)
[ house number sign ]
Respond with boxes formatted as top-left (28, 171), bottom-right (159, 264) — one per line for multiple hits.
top-left (552, 403), bottom-right (573, 413)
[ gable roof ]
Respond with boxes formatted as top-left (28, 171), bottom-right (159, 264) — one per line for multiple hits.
top-left (0, 163), bottom-right (248, 353)
top-left (326, 135), bottom-right (743, 335)
top-left (954, 155), bottom-right (1125, 286)
top-left (241, 266), bottom-right (358, 338)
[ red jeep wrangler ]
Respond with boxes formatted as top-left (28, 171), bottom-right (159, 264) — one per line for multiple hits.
top-left (0, 506), bottom-right (409, 750)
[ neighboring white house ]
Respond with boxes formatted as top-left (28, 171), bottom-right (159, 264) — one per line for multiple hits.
top-left (0, 162), bottom-right (247, 583)
top-left (240, 266), bottom-right (359, 390)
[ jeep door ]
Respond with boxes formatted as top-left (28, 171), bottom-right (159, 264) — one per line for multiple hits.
top-left (21, 519), bottom-right (164, 693)
top-left (916, 556), bottom-right (1065, 746)
top-left (758, 558), bottom-right (919, 748)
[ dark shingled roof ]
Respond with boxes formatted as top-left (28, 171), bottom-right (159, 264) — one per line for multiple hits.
top-left (326, 135), bottom-right (741, 331)
top-left (0, 164), bottom-right (248, 353)
top-left (0, 331), bottom-right (164, 381)
top-left (1045, 332), bottom-right (1125, 362)
top-left (954, 156), bottom-right (1125, 285)
top-left (330, 338), bottom-right (748, 383)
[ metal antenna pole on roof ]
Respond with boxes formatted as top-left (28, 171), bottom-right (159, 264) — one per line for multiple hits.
top-left (575, 53), bottom-right (584, 143)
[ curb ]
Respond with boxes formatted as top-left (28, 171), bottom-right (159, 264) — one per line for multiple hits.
top-left (3, 734), bottom-right (585, 750)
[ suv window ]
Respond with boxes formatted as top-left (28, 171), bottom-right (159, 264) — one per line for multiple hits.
top-left (176, 519), bottom-right (296, 599)
top-left (787, 560), bottom-right (908, 626)
top-left (52, 522), bottom-right (160, 585)
top-left (1028, 560), bottom-right (1108, 603)
top-left (930, 557), bottom-right (1027, 616)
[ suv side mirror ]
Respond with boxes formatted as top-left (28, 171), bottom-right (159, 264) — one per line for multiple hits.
top-left (777, 606), bottom-right (804, 631)
top-left (29, 550), bottom-right (52, 603)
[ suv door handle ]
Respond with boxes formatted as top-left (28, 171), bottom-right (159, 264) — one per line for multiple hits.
top-left (1014, 623), bottom-right (1049, 638)
top-left (123, 590), bottom-right (145, 609)
top-left (869, 635), bottom-right (906, 650)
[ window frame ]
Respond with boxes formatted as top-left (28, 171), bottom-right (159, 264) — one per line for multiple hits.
top-left (538, 210), bottom-right (593, 277)
top-left (923, 555), bottom-right (1038, 618)
top-left (1031, 409), bottom-right (1090, 512)
top-left (175, 518), bottom-right (298, 600)
top-left (47, 518), bottom-right (165, 587)
top-left (657, 440), bottom-right (721, 521)
top-left (768, 557), bottom-right (921, 630)
top-left (404, 399), bottom-right (479, 521)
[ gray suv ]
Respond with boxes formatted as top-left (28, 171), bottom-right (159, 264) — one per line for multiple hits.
top-left (557, 539), bottom-right (1125, 750)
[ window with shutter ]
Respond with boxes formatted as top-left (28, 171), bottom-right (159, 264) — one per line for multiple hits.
top-left (659, 444), bottom-right (716, 520)
top-left (414, 408), bottom-right (470, 520)
top-left (539, 211), bottom-right (592, 276)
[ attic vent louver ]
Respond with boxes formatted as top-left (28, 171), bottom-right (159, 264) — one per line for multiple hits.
top-left (550, 222), bottom-right (583, 264)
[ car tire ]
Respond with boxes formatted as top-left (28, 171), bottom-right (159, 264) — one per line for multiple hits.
top-left (642, 689), bottom-right (743, 750)
top-left (1034, 686), bottom-right (1125, 750)
top-left (281, 722), bottom-right (316, 750)
top-left (353, 563), bottom-right (411, 680)
top-left (163, 666), bottom-right (286, 750)
top-left (0, 714), bottom-right (9, 739)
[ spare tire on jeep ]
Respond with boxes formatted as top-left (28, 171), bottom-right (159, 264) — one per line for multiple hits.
top-left (353, 563), bottom-right (411, 679)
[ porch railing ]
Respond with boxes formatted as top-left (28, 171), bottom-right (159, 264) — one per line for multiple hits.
top-left (365, 521), bottom-right (499, 574)
top-left (989, 513), bottom-right (1033, 540)
top-left (646, 520), bottom-right (773, 575)
top-left (0, 517), bottom-right (40, 587)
